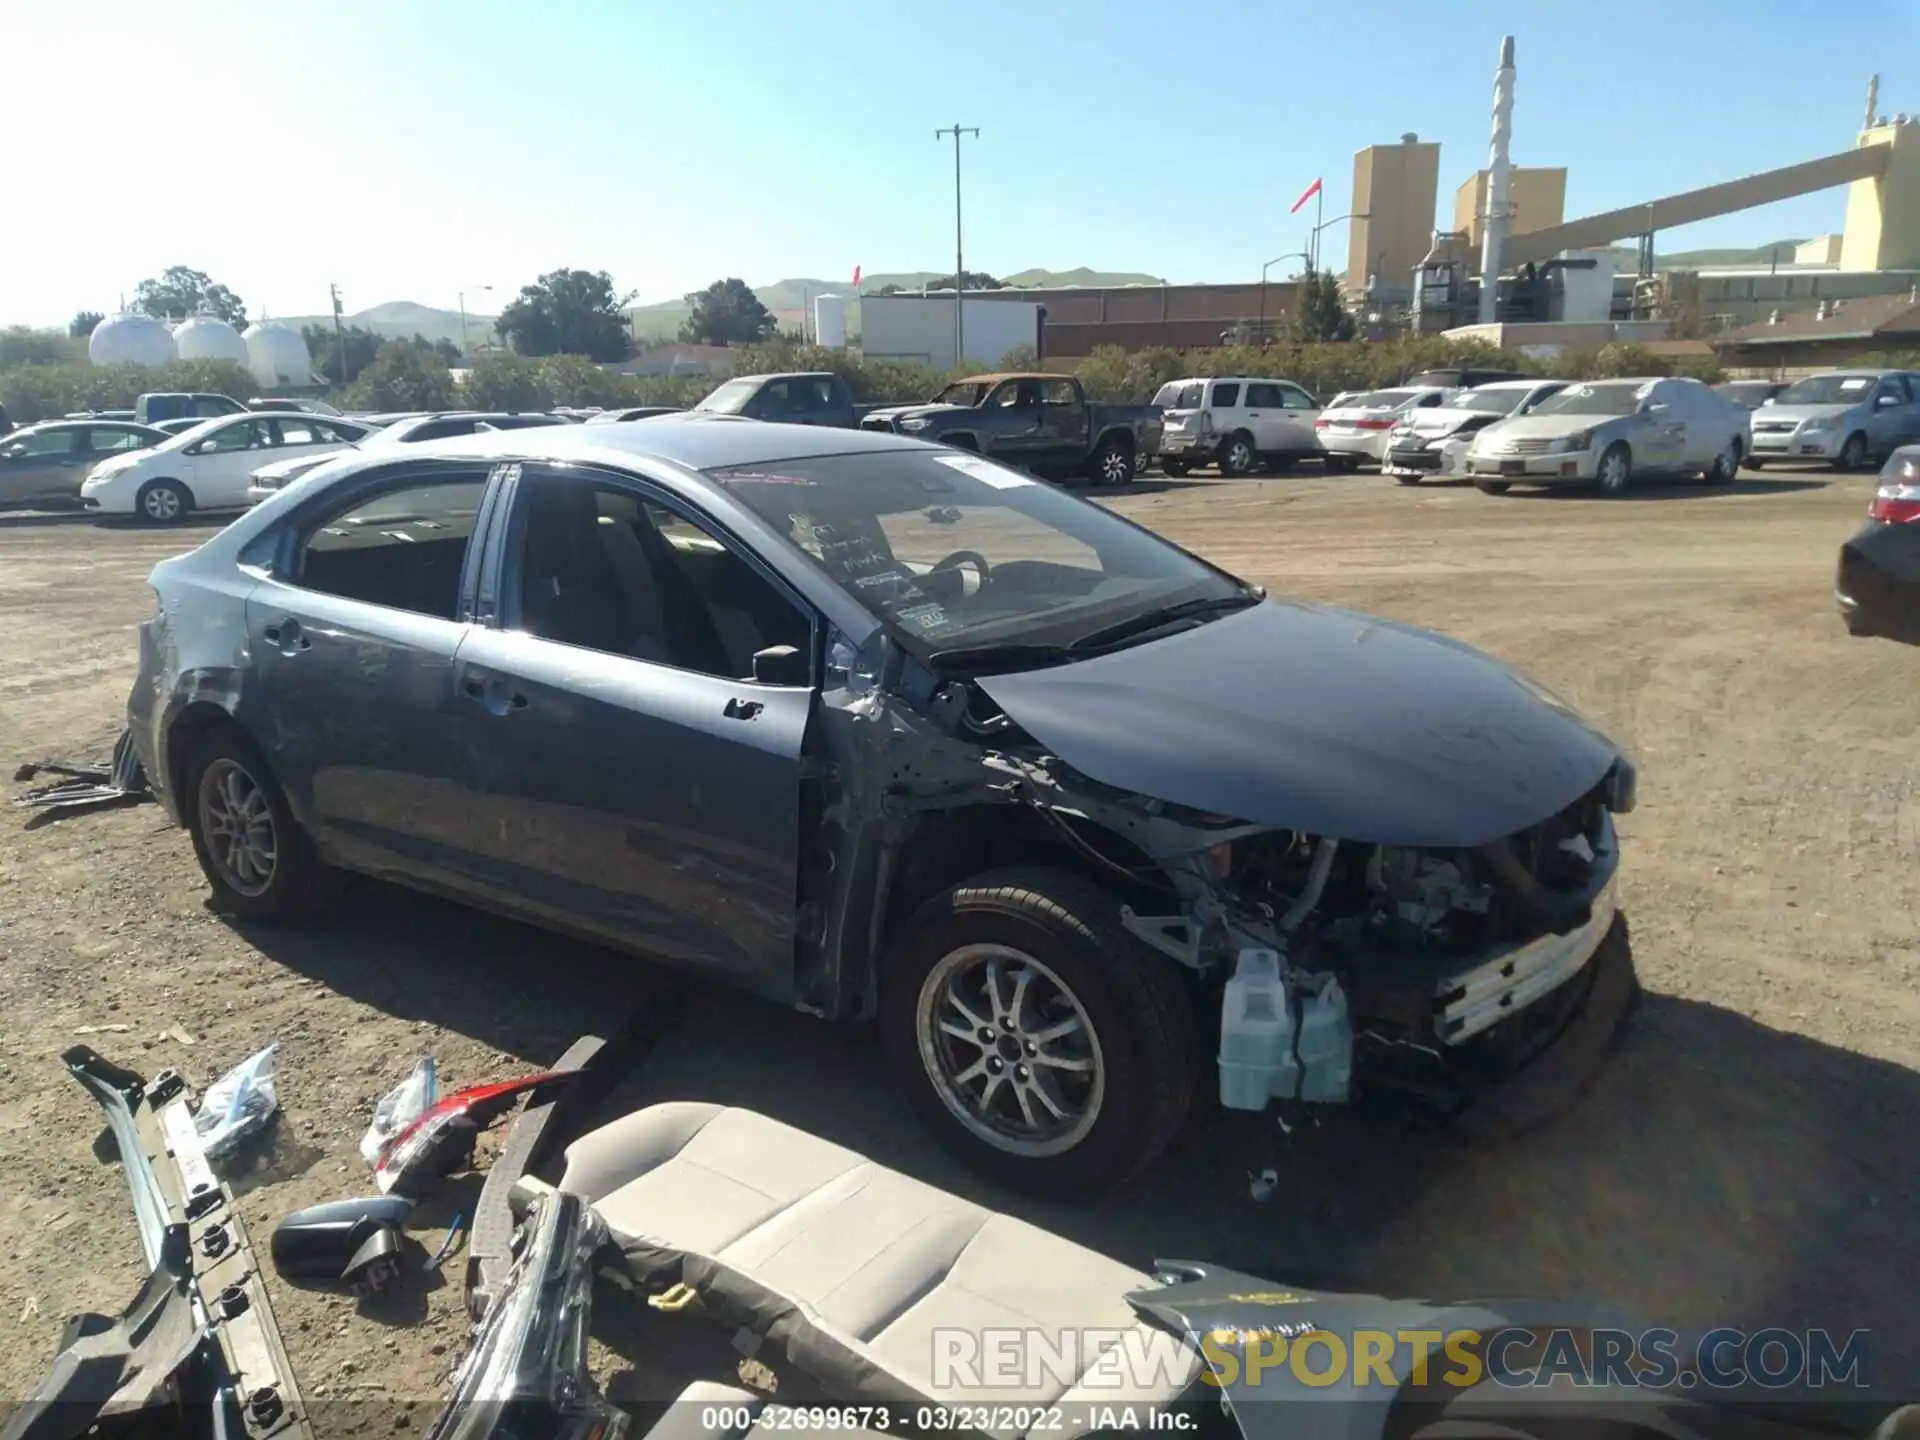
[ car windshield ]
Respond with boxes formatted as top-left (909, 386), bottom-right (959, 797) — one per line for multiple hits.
top-left (695, 379), bottom-right (760, 414)
top-left (1527, 383), bottom-right (1642, 417)
top-left (1452, 388), bottom-right (1531, 415)
top-left (1776, 375), bottom-right (1876, 406)
top-left (935, 380), bottom-right (992, 406)
top-left (1152, 382), bottom-right (1204, 409)
top-left (707, 448), bottom-right (1244, 656)
top-left (1716, 382), bottom-right (1775, 405)
top-left (1353, 389), bottom-right (1417, 409)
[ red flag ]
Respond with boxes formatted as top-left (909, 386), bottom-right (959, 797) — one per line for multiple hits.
top-left (851, 265), bottom-right (862, 289)
top-left (1290, 177), bottom-right (1323, 214)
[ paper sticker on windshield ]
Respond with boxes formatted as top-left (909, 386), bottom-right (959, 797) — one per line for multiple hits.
top-left (935, 453), bottom-right (1032, 488)
top-left (1839, 378), bottom-right (1870, 392)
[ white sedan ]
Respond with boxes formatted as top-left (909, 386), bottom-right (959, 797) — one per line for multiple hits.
top-left (1313, 386), bottom-right (1457, 469)
top-left (81, 413), bottom-right (369, 523)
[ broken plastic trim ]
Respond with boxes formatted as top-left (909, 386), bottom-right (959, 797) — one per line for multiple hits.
top-left (375, 1073), bottom-right (573, 1199)
top-left (425, 1191), bottom-right (626, 1440)
top-left (13, 729), bottom-right (152, 818)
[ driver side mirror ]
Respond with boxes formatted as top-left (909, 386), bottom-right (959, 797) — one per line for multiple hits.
top-left (1876, 394), bottom-right (1899, 408)
top-left (751, 644), bottom-right (809, 686)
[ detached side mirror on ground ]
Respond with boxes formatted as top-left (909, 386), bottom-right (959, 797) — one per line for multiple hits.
top-left (751, 644), bottom-right (808, 686)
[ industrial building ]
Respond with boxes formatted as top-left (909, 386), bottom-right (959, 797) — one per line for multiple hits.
top-left (880, 280), bottom-right (1302, 360)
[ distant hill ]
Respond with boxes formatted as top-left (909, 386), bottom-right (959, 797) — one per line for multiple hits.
top-left (277, 302), bottom-right (489, 350)
top-left (1593, 238), bottom-right (1810, 270)
top-left (625, 268), bottom-right (1171, 341)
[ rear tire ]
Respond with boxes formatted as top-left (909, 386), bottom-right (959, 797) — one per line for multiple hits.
top-left (1161, 458), bottom-right (1192, 478)
top-left (1217, 432), bottom-right (1256, 477)
top-left (1089, 434), bottom-right (1134, 486)
top-left (182, 725), bottom-right (332, 921)
top-left (881, 865), bottom-right (1199, 1196)
top-left (135, 479), bottom-right (191, 525)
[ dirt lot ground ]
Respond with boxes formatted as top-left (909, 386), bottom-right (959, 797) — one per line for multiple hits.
top-left (0, 465), bottom-right (1914, 1430)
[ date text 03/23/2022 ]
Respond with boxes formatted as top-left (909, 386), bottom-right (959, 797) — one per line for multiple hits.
top-left (697, 1407), bottom-right (1197, 1433)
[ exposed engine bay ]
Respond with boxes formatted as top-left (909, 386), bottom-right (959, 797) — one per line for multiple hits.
top-left (812, 628), bottom-right (1637, 1119)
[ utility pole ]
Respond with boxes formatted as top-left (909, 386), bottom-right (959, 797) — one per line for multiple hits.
top-left (329, 283), bottom-right (348, 386)
top-left (935, 124), bottom-right (980, 368)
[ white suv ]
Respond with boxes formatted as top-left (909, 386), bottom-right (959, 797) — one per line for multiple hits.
top-left (1152, 376), bottom-right (1322, 477)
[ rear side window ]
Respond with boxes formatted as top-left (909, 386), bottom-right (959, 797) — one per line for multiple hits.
top-left (1152, 382), bottom-right (1204, 409)
top-left (5, 429), bottom-right (78, 458)
top-left (1210, 382), bottom-right (1241, 407)
top-left (86, 427), bottom-right (147, 454)
top-left (273, 419), bottom-right (321, 446)
top-left (295, 474), bottom-right (488, 620)
top-left (1278, 385), bottom-right (1316, 410)
top-left (1243, 383), bottom-right (1282, 408)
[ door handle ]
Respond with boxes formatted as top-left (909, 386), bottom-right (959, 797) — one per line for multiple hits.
top-left (262, 618), bottom-right (310, 654)
top-left (461, 673), bottom-right (527, 715)
top-left (723, 697), bottom-right (764, 721)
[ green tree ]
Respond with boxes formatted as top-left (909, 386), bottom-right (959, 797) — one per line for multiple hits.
top-left (679, 278), bottom-right (777, 346)
top-left (1287, 269), bottom-right (1355, 344)
top-left (69, 311), bottom-right (104, 339)
top-left (0, 327), bottom-right (78, 368)
top-left (343, 343), bottom-right (456, 412)
top-left (458, 354), bottom-right (553, 412)
top-left (302, 323), bottom-right (383, 385)
top-left (495, 268), bottom-right (634, 360)
top-left (133, 266), bottom-right (247, 326)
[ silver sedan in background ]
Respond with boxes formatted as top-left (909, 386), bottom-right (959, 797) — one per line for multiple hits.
top-left (1465, 377), bottom-right (1750, 496)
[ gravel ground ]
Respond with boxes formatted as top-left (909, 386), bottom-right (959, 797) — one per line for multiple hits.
top-left (0, 465), bottom-right (1914, 1433)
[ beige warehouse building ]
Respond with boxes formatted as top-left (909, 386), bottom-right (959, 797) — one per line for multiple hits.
top-left (1452, 166), bottom-right (1567, 249)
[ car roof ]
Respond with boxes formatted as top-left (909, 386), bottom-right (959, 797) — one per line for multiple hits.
top-left (724, 372), bottom-right (840, 384)
top-left (399, 415), bottom-right (928, 473)
top-left (1462, 379), bottom-right (1555, 392)
top-left (948, 372), bottom-right (1076, 385)
top-left (14, 418), bottom-right (159, 434)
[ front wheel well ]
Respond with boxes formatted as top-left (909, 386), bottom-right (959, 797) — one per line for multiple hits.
top-left (943, 433), bottom-right (980, 452)
top-left (877, 804), bottom-right (1169, 957)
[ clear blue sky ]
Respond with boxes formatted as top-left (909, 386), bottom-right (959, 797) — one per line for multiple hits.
top-left (5, 0), bottom-right (1909, 325)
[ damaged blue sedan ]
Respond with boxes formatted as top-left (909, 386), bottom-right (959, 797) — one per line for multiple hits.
top-left (128, 420), bottom-right (1638, 1193)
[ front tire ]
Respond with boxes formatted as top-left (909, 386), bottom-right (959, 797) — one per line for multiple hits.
top-left (1595, 442), bottom-right (1633, 496)
top-left (1474, 479), bottom-right (1512, 495)
top-left (1705, 438), bottom-right (1740, 484)
top-left (135, 478), bottom-right (191, 525)
top-left (183, 725), bottom-right (332, 921)
top-left (1161, 457), bottom-right (1192, 478)
top-left (1394, 473), bottom-right (1422, 486)
top-left (1217, 432), bottom-right (1256, 477)
top-left (1836, 432), bottom-right (1868, 472)
top-left (1325, 453), bottom-right (1362, 473)
top-left (881, 866), bottom-right (1199, 1195)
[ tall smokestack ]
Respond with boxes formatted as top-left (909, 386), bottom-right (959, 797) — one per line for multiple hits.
top-left (1864, 74), bottom-right (1880, 131)
top-left (1478, 34), bottom-right (1516, 324)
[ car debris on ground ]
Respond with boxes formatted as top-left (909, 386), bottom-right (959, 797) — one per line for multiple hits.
top-left (12, 728), bottom-right (151, 820)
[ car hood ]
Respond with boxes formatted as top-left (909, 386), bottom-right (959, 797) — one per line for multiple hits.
top-left (1475, 413), bottom-right (1630, 442)
top-left (974, 600), bottom-right (1622, 848)
top-left (1755, 403), bottom-right (1855, 423)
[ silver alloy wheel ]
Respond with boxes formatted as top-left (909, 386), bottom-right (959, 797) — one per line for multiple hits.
top-left (1132, 447), bottom-right (1151, 477)
top-left (1840, 433), bottom-right (1867, 470)
top-left (1713, 442), bottom-right (1738, 481)
top-left (916, 943), bottom-right (1105, 1157)
top-left (1598, 446), bottom-right (1631, 494)
top-left (1100, 444), bottom-right (1133, 484)
top-left (142, 484), bottom-right (181, 522)
top-left (198, 758), bottom-right (278, 897)
top-left (1223, 437), bottom-right (1253, 474)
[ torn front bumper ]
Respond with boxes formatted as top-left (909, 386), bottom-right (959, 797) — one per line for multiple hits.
top-left (6, 1050), bottom-right (315, 1440)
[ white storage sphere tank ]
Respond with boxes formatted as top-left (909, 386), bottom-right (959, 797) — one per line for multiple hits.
top-left (88, 313), bottom-right (178, 368)
top-left (243, 320), bottom-right (312, 387)
top-left (813, 294), bottom-right (847, 349)
top-left (172, 315), bottom-right (251, 365)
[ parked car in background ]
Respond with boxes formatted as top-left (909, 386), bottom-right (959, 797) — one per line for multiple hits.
top-left (1383, 379), bottom-right (1567, 485)
top-left (1406, 366), bottom-right (1532, 389)
top-left (1714, 379), bottom-right (1789, 410)
top-left (587, 406), bottom-right (685, 423)
top-left (695, 372), bottom-right (864, 427)
top-left (134, 392), bottom-right (249, 426)
top-left (1315, 386), bottom-right (1456, 470)
top-left (250, 398), bottom-right (344, 416)
top-left (1744, 369), bottom-right (1920, 471)
top-left (0, 419), bottom-right (169, 508)
top-left (861, 372), bottom-right (1163, 485)
top-left (129, 420), bottom-right (1638, 1192)
top-left (81, 413), bottom-right (370, 522)
top-left (153, 416), bottom-right (219, 437)
top-left (341, 411), bottom-right (432, 429)
top-left (64, 409), bottom-right (139, 422)
top-left (245, 411), bottom-right (570, 503)
top-left (1150, 375), bottom-right (1322, 477)
top-left (1836, 445), bottom-right (1920, 644)
top-left (1465, 377), bottom-right (1748, 495)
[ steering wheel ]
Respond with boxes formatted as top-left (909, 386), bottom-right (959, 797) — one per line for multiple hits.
top-left (930, 550), bottom-right (991, 588)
